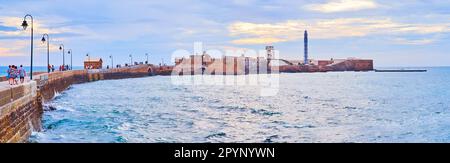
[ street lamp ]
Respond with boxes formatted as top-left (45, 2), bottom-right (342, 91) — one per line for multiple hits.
top-left (145, 53), bottom-right (149, 64)
top-left (86, 53), bottom-right (90, 69)
top-left (21, 14), bottom-right (34, 80)
top-left (129, 54), bottom-right (133, 66)
top-left (41, 34), bottom-right (50, 73)
top-left (109, 55), bottom-right (113, 68)
top-left (59, 44), bottom-right (65, 70)
top-left (67, 49), bottom-right (72, 70)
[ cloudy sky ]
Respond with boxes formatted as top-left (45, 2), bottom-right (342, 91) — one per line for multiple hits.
top-left (0, 0), bottom-right (449, 67)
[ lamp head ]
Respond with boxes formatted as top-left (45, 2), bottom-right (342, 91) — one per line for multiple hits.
top-left (21, 20), bottom-right (28, 30)
top-left (41, 37), bottom-right (46, 43)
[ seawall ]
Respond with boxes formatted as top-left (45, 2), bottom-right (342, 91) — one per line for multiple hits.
top-left (0, 81), bottom-right (41, 143)
top-left (0, 65), bottom-right (156, 143)
top-left (278, 59), bottom-right (374, 73)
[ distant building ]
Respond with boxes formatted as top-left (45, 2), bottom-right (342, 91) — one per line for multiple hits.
top-left (174, 53), bottom-right (271, 75)
top-left (318, 60), bottom-right (334, 67)
top-left (84, 58), bottom-right (103, 69)
top-left (266, 46), bottom-right (274, 59)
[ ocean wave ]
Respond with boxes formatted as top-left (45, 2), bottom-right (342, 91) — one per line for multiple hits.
top-left (216, 105), bottom-right (282, 116)
top-left (263, 135), bottom-right (279, 143)
top-left (205, 132), bottom-right (226, 139)
top-left (45, 119), bottom-right (74, 130)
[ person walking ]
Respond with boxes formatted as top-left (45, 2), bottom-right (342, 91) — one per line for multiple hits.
top-left (18, 65), bottom-right (26, 84)
top-left (9, 65), bottom-right (17, 85)
top-left (14, 66), bottom-right (19, 85)
top-left (6, 65), bottom-right (11, 85)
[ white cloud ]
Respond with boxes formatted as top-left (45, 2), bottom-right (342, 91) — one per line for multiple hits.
top-left (0, 16), bottom-right (96, 57)
top-left (0, 40), bottom-right (27, 57)
top-left (0, 16), bottom-right (91, 39)
top-left (393, 38), bottom-right (437, 45)
top-left (231, 37), bottom-right (288, 45)
top-left (305, 0), bottom-right (379, 13)
top-left (228, 18), bottom-right (450, 45)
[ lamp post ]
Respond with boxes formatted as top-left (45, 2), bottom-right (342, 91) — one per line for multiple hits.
top-left (21, 14), bottom-right (34, 80)
top-left (129, 54), bottom-right (133, 66)
top-left (145, 53), bottom-right (149, 64)
top-left (41, 34), bottom-right (50, 73)
top-left (86, 53), bottom-right (90, 69)
top-left (59, 44), bottom-right (65, 70)
top-left (109, 55), bottom-right (113, 68)
top-left (67, 49), bottom-right (72, 70)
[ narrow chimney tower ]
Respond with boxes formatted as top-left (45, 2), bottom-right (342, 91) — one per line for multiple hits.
top-left (304, 30), bottom-right (308, 65)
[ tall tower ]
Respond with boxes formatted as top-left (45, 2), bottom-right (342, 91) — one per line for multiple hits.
top-left (304, 30), bottom-right (308, 65)
top-left (266, 46), bottom-right (274, 59)
top-left (266, 46), bottom-right (274, 73)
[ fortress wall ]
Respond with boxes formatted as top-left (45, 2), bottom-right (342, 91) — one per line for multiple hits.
top-left (173, 57), bottom-right (259, 75)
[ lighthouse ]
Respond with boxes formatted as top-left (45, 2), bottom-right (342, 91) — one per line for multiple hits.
top-left (304, 30), bottom-right (308, 65)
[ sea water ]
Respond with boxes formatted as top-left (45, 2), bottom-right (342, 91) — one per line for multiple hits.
top-left (29, 67), bottom-right (450, 143)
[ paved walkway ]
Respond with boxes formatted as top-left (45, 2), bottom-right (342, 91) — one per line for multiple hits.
top-left (0, 79), bottom-right (32, 92)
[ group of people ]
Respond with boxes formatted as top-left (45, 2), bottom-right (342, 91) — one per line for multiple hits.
top-left (59, 65), bottom-right (70, 71)
top-left (46, 64), bottom-right (70, 72)
top-left (48, 64), bottom-right (55, 72)
top-left (4, 64), bottom-right (73, 86)
top-left (5, 65), bottom-right (27, 85)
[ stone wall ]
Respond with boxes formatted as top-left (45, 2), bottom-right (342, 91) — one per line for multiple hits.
top-left (278, 59), bottom-right (374, 73)
top-left (36, 70), bottom-right (88, 101)
top-left (0, 81), bottom-right (42, 143)
top-left (172, 57), bottom-right (270, 75)
top-left (329, 59), bottom-right (374, 71)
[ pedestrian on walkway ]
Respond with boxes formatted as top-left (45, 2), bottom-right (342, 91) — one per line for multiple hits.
top-left (18, 65), bottom-right (26, 84)
top-left (6, 65), bottom-right (11, 85)
top-left (14, 65), bottom-right (19, 85)
top-left (9, 65), bottom-right (17, 85)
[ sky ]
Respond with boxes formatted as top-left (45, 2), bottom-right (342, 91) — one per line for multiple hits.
top-left (0, 0), bottom-right (449, 67)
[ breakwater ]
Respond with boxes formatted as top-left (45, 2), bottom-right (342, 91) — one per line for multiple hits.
top-left (0, 65), bottom-right (158, 143)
